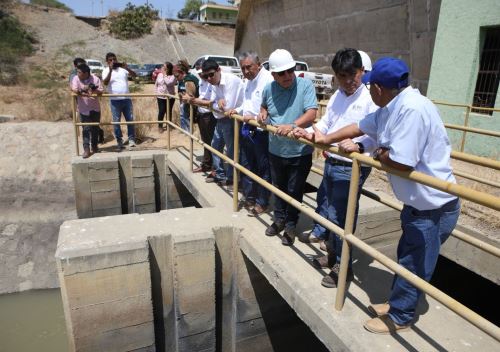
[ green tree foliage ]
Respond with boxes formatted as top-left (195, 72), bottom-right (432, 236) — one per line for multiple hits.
top-left (177, 0), bottom-right (202, 20)
top-left (0, 10), bottom-right (37, 85)
top-left (30, 0), bottom-right (73, 13)
top-left (108, 2), bottom-right (159, 39)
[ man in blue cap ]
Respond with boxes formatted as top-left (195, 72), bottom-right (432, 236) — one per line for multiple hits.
top-left (297, 57), bottom-right (460, 334)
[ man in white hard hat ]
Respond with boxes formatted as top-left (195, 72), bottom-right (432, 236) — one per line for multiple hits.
top-left (257, 49), bottom-right (318, 245)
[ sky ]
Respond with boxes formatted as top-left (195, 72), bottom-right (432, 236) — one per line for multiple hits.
top-left (22, 0), bottom-right (231, 18)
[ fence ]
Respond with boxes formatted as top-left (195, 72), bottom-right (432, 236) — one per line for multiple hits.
top-left (71, 92), bottom-right (500, 341)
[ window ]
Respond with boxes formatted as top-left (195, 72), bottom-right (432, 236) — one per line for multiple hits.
top-left (472, 27), bottom-right (500, 115)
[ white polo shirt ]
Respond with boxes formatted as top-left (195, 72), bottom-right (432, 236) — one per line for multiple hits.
top-left (211, 72), bottom-right (244, 119)
top-left (310, 84), bottom-right (378, 162)
top-left (198, 79), bottom-right (215, 114)
top-left (102, 67), bottom-right (129, 100)
top-left (359, 86), bottom-right (457, 210)
top-left (237, 67), bottom-right (274, 117)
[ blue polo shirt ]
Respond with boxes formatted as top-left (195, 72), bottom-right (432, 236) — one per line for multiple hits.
top-left (262, 77), bottom-right (317, 157)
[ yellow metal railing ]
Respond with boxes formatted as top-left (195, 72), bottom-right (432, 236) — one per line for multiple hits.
top-left (71, 93), bottom-right (500, 341)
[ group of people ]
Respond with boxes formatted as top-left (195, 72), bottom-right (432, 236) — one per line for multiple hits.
top-left (70, 48), bottom-right (460, 335)
top-left (179, 48), bottom-right (460, 335)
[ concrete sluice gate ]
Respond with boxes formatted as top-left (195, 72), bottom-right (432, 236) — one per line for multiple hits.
top-left (57, 149), bottom-right (499, 351)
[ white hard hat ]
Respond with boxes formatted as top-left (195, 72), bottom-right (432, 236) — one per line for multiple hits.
top-left (358, 50), bottom-right (372, 71)
top-left (268, 49), bottom-right (296, 73)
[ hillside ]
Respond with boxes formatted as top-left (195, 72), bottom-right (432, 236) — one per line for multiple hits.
top-left (0, 2), bottom-right (235, 120)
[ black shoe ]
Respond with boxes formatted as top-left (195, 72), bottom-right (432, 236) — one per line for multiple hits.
top-left (265, 221), bottom-right (284, 237)
top-left (312, 251), bottom-right (336, 269)
top-left (98, 128), bottom-right (104, 144)
top-left (321, 263), bottom-right (354, 288)
top-left (281, 227), bottom-right (297, 246)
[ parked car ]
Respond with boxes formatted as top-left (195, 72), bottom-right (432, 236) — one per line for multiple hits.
top-left (85, 59), bottom-right (104, 77)
top-left (190, 55), bottom-right (242, 79)
top-left (136, 64), bottom-right (162, 82)
top-left (262, 60), bottom-right (334, 100)
top-left (126, 64), bottom-right (141, 80)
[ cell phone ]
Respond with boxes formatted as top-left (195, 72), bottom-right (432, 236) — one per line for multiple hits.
top-left (113, 62), bottom-right (123, 69)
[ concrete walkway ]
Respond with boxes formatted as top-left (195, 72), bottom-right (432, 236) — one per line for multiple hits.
top-left (167, 147), bottom-right (499, 352)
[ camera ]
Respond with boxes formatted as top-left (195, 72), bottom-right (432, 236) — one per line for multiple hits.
top-left (113, 62), bottom-right (123, 69)
top-left (88, 83), bottom-right (97, 90)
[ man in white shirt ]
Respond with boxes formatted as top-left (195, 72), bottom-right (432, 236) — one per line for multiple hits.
top-left (229, 51), bottom-right (274, 215)
top-left (102, 52), bottom-right (137, 151)
top-left (201, 59), bottom-right (244, 187)
top-left (293, 48), bottom-right (377, 288)
top-left (306, 57), bottom-right (460, 334)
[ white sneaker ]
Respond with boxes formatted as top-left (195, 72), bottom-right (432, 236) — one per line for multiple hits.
top-left (128, 140), bottom-right (136, 147)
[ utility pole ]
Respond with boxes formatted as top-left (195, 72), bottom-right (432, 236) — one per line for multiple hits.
top-left (101, 0), bottom-right (104, 17)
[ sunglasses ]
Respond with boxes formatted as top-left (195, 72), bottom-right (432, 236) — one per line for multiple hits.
top-left (276, 67), bottom-right (295, 76)
top-left (200, 71), bottom-right (216, 79)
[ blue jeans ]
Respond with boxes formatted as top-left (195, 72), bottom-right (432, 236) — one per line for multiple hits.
top-left (110, 99), bottom-right (135, 144)
top-left (179, 103), bottom-right (190, 132)
top-left (313, 161), bottom-right (371, 267)
top-left (240, 129), bottom-right (271, 207)
top-left (388, 198), bottom-right (460, 325)
top-left (211, 118), bottom-right (234, 182)
top-left (269, 153), bottom-right (312, 230)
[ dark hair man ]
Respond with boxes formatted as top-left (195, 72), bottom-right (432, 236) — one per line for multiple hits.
top-left (229, 51), bottom-right (274, 215)
top-left (70, 63), bottom-right (104, 158)
top-left (293, 49), bottom-right (377, 288)
top-left (257, 49), bottom-right (317, 245)
top-left (201, 59), bottom-right (244, 187)
top-left (102, 52), bottom-right (137, 151)
top-left (303, 57), bottom-right (460, 334)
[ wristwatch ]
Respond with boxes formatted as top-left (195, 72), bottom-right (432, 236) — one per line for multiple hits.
top-left (355, 142), bottom-right (365, 154)
top-left (373, 147), bottom-right (386, 160)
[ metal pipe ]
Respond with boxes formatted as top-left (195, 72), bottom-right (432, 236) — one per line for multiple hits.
top-left (453, 170), bottom-right (500, 188)
top-left (166, 119), bottom-right (500, 341)
top-left (445, 123), bottom-right (500, 138)
top-left (233, 117), bottom-right (240, 212)
top-left (451, 150), bottom-right (500, 171)
top-left (189, 104), bottom-right (194, 171)
top-left (460, 106), bottom-right (471, 152)
top-left (335, 158), bottom-right (360, 310)
top-left (167, 96), bottom-right (171, 150)
top-left (71, 95), bottom-right (80, 156)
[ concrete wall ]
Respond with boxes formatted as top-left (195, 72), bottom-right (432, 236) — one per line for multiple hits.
top-left (427, 0), bottom-right (500, 157)
top-left (235, 0), bottom-right (441, 94)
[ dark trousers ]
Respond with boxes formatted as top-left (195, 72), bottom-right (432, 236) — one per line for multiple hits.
top-left (197, 112), bottom-right (217, 168)
top-left (240, 130), bottom-right (271, 207)
top-left (269, 153), bottom-right (312, 229)
top-left (157, 98), bottom-right (175, 128)
top-left (80, 110), bottom-right (101, 148)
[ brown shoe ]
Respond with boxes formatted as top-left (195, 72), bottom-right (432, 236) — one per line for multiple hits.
top-left (238, 199), bottom-right (255, 211)
top-left (91, 145), bottom-right (99, 154)
top-left (363, 315), bottom-right (411, 334)
top-left (312, 251), bottom-right (336, 269)
top-left (82, 146), bottom-right (91, 159)
top-left (368, 302), bottom-right (390, 317)
top-left (248, 204), bottom-right (267, 217)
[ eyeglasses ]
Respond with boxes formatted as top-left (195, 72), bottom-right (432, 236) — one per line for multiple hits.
top-left (200, 71), bottom-right (216, 79)
top-left (276, 67), bottom-right (295, 76)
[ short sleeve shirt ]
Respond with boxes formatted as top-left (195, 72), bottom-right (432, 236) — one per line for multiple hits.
top-left (262, 77), bottom-right (317, 157)
top-left (359, 87), bottom-right (457, 210)
top-left (102, 67), bottom-right (129, 100)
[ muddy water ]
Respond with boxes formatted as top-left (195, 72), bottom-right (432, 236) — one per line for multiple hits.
top-left (0, 289), bottom-right (67, 352)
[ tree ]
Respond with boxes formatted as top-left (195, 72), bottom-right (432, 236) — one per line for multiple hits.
top-left (177, 0), bottom-right (202, 20)
top-left (108, 2), bottom-right (159, 39)
top-left (30, 0), bottom-right (73, 13)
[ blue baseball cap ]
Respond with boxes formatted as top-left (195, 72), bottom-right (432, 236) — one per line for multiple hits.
top-left (362, 57), bottom-right (409, 89)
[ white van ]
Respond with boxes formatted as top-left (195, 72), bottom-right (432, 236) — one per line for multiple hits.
top-left (85, 59), bottom-right (104, 77)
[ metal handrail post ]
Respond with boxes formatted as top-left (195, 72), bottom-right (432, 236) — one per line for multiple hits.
top-left (189, 104), bottom-right (194, 171)
top-left (460, 105), bottom-right (471, 152)
top-left (233, 117), bottom-right (240, 212)
top-left (335, 158), bottom-right (361, 310)
top-left (72, 95), bottom-right (79, 156)
top-left (166, 97), bottom-right (171, 150)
